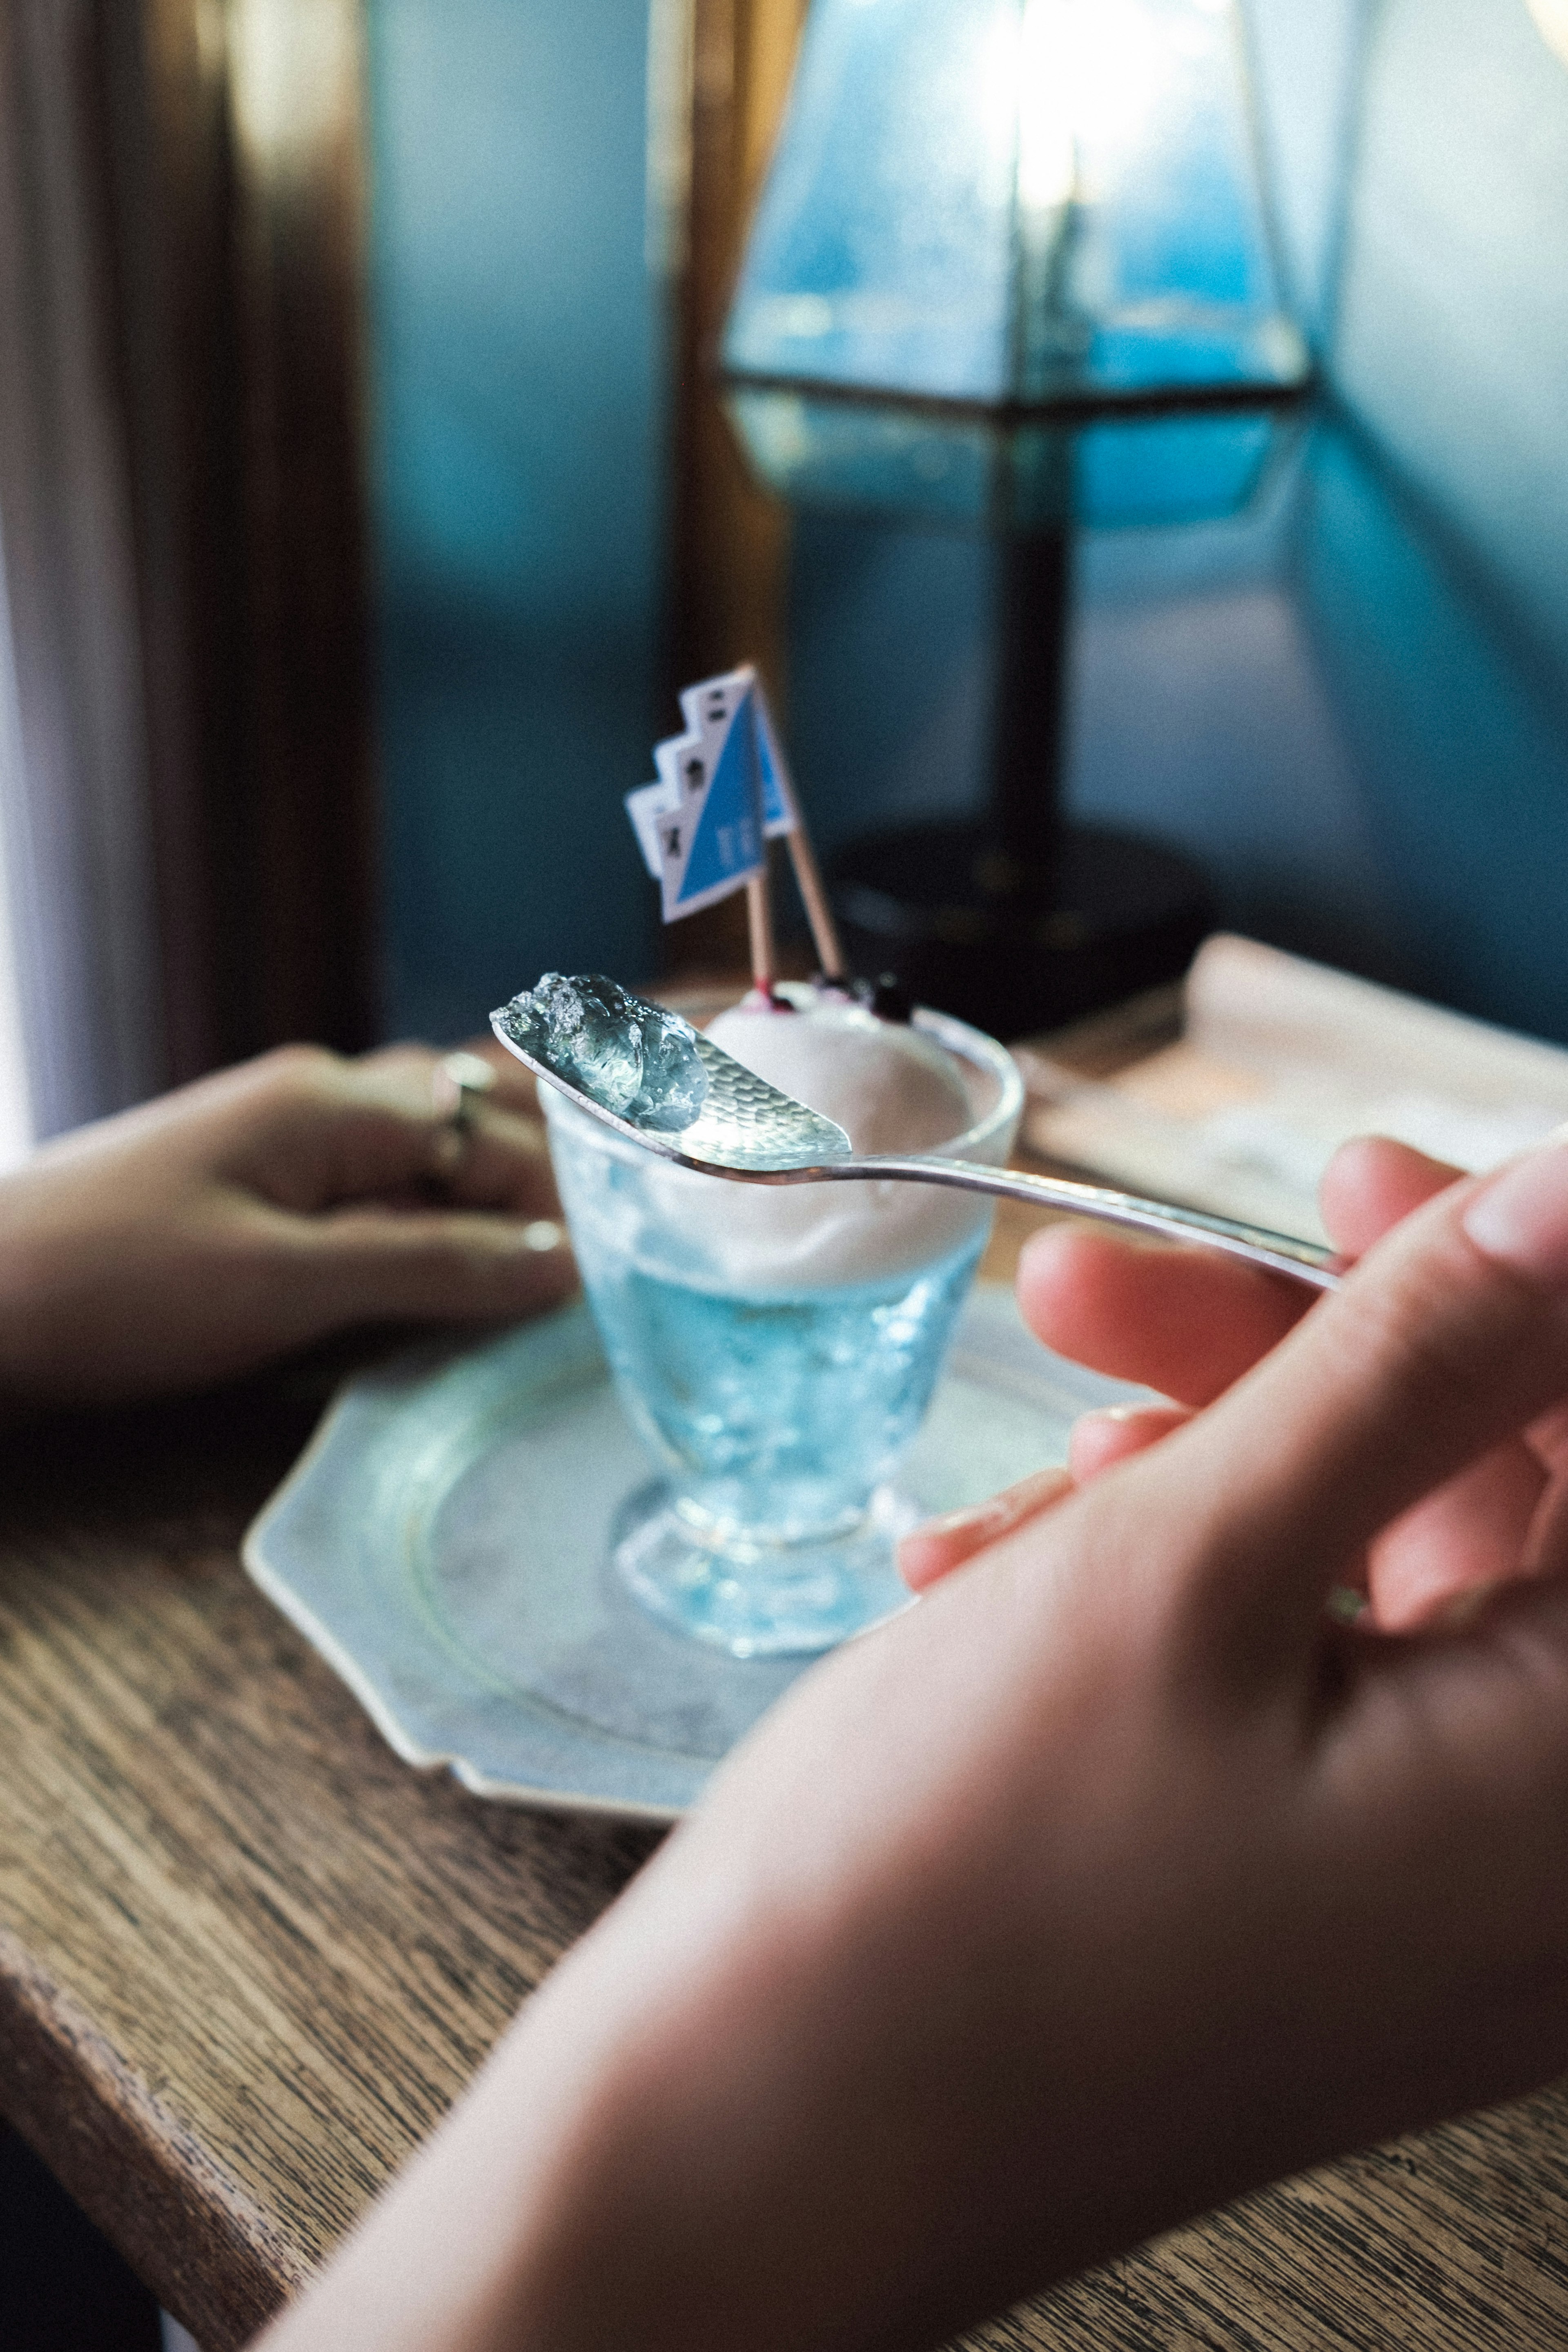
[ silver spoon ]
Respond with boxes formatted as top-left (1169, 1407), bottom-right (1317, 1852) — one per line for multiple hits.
top-left (492, 994), bottom-right (1341, 1294)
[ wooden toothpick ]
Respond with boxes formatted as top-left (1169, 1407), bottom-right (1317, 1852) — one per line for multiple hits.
top-left (783, 825), bottom-right (846, 983)
top-left (746, 863), bottom-right (778, 999)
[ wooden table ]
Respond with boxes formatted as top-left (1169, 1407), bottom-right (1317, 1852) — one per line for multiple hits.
top-left (4, 1205), bottom-right (1568, 2350)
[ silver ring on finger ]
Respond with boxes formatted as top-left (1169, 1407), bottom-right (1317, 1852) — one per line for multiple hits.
top-left (432, 1049), bottom-right (498, 1137)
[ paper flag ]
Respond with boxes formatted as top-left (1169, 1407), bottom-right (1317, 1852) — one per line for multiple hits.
top-left (755, 696), bottom-right (799, 841)
top-left (651, 691), bottom-right (765, 922)
top-left (626, 666), bottom-right (802, 921)
top-left (679, 666), bottom-right (798, 839)
top-left (623, 728), bottom-right (710, 881)
top-left (624, 778), bottom-right (673, 879)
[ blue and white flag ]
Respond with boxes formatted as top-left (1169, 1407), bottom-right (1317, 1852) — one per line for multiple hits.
top-left (623, 728), bottom-right (706, 882)
top-left (625, 665), bottom-right (795, 921)
top-left (624, 777), bottom-right (671, 881)
top-left (625, 668), bottom-right (771, 922)
top-left (622, 727), bottom-right (724, 885)
top-left (655, 687), bottom-right (765, 922)
top-left (679, 666), bottom-right (799, 840)
top-left (754, 695), bottom-right (799, 841)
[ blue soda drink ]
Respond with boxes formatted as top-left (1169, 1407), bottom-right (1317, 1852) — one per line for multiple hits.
top-left (542, 995), bottom-right (1022, 1656)
top-left (575, 1233), bottom-right (987, 1545)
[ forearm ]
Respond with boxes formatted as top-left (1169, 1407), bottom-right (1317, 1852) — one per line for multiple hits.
top-left (252, 1737), bottom-right (972, 2352)
top-left (249, 1595), bottom-right (1237, 2352)
top-left (249, 1911), bottom-right (652, 2352)
top-left (250, 1821), bottom-right (816, 2352)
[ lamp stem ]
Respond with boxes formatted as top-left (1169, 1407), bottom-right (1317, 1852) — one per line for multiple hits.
top-left (989, 524), bottom-right (1072, 883)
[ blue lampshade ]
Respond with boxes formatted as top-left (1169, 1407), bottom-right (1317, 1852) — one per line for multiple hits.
top-left (722, 0), bottom-right (1308, 408)
top-left (723, 384), bottom-right (1289, 530)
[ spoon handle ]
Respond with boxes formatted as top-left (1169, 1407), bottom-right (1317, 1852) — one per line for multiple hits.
top-left (794, 1156), bottom-right (1343, 1291)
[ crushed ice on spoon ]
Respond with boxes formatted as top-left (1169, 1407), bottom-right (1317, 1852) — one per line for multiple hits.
top-left (490, 972), bottom-right (709, 1133)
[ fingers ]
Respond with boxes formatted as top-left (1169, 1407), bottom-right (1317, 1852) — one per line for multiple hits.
top-left (1010, 1141), bottom-right (1557, 1650)
top-left (1014, 1141), bottom-right (1466, 1417)
top-left (445, 1033), bottom-right (542, 1117)
top-left (319, 1047), bottom-right (527, 1204)
top-left (899, 1408), bottom-right (1190, 1593)
top-left (1124, 1137), bottom-right (1568, 1665)
top-left (369, 1042), bottom-right (554, 1207)
top-left (1366, 1440), bottom-right (1548, 1630)
top-left (1069, 1402), bottom-right (1189, 1483)
top-left (898, 1467), bottom-right (1074, 1592)
top-left (437, 1103), bottom-right (561, 1219)
top-left (1523, 1466), bottom-right (1568, 1578)
top-left (1017, 1224), bottom-right (1307, 1406)
top-left (229, 1045), bottom-right (561, 1223)
top-left (286, 1202), bottom-right (578, 1329)
top-left (1062, 1399), bottom-right (1545, 1636)
top-left (1319, 1136), bottom-right (1462, 1257)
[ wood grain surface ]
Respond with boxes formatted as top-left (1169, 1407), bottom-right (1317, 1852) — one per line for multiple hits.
top-left (0, 1369), bottom-right (660, 2347)
top-left (3, 1288), bottom-right (1568, 2348)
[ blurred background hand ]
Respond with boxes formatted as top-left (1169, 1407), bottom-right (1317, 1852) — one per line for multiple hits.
top-left (0, 1040), bottom-right (575, 1406)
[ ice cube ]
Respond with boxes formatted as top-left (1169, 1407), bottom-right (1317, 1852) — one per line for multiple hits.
top-left (627, 1000), bottom-right (710, 1130)
top-left (492, 973), bottom-right (707, 1133)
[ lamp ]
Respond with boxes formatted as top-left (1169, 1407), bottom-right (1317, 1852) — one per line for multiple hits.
top-left (1527, 0), bottom-right (1568, 69)
top-left (725, 0), bottom-right (1307, 407)
top-left (720, 0), bottom-right (1311, 1035)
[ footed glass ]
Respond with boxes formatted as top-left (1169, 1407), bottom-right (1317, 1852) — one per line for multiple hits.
top-left (544, 1003), bottom-right (1023, 1656)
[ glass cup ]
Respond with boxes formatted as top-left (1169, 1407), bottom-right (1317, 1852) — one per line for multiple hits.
top-left (543, 997), bottom-right (1023, 1656)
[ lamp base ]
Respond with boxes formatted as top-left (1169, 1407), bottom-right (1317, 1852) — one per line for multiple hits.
top-left (829, 818), bottom-right (1212, 1040)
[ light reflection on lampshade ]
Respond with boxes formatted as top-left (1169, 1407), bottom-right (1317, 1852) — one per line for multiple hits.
top-left (722, 0), bottom-right (1308, 408)
top-left (1526, 0), bottom-right (1568, 66)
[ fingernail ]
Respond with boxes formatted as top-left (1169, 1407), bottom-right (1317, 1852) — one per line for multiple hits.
top-left (519, 1218), bottom-right (565, 1253)
top-left (917, 1496), bottom-right (1013, 1541)
top-left (1462, 1141), bottom-right (1568, 1283)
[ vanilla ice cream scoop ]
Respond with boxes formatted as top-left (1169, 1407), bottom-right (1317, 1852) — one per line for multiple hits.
top-left (634, 991), bottom-right (995, 1292)
top-left (703, 999), bottom-right (971, 1154)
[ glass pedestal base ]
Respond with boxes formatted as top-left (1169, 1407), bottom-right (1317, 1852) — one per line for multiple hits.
top-left (611, 1480), bottom-right (919, 1659)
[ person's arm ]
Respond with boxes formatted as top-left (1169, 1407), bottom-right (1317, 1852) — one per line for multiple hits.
top-left (0, 1041), bottom-right (574, 1404)
top-left (255, 1129), bottom-right (1568, 2352)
